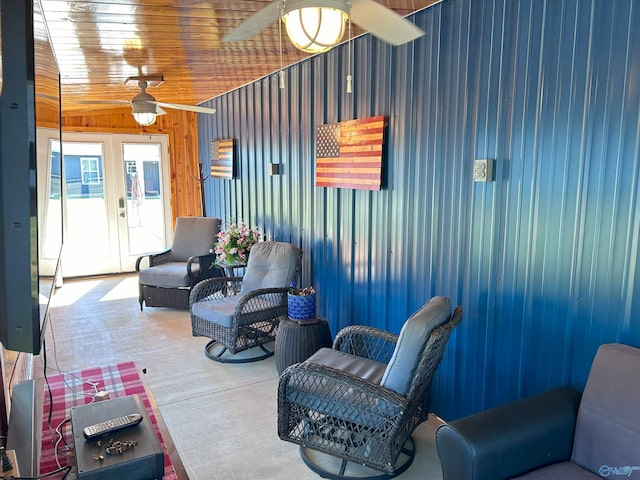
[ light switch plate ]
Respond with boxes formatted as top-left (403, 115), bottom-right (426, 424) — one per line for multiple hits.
top-left (473, 159), bottom-right (494, 182)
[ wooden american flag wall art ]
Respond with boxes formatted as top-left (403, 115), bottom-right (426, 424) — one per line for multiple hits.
top-left (316, 115), bottom-right (385, 190)
top-left (210, 139), bottom-right (235, 179)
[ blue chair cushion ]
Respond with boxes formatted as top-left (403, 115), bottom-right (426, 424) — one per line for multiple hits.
top-left (170, 217), bottom-right (220, 262)
top-left (512, 462), bottom-right (600, 479)
top-left (138, 262), bottom-right (199, 288)
top-left (240, 242), bottom-right (301, 295)
top-left (192, 295), bottom-right (285, 329)
top-left (571, 343), bottom-right (640, 475)
top-left (288, 349), bottom-right (397, 429)
top-left (305, 348), bottom-right (387, 384)
top-left (380, 296), bottom-right (451, 395)
top-left (191, 296), bottom-right (240, 328)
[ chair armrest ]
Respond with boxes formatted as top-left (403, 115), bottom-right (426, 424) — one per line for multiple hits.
top-left (333, 325), bottom-right (398, 363)
top-left (135, 249), bottom-right (171, 271)
top-left (279, 362), bottom-right (407, 427)
top-left (436, 387), bottom-right (582, 480)
top-left (189, 276), bottom-right (241, 305)
top-left (186, 253), bottom-right (223, 283)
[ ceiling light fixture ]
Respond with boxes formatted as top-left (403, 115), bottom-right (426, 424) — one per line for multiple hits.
top-left (282, 0), bottom-right (349, 54)
top-left (132, 111), bottom-right (156, 126)
top-left (131, 81), bottom-right (157, 126)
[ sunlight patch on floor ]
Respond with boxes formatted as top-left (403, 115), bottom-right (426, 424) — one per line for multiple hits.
top-left (99, 276), bottom-right (138, 301)
top-left (52, 280), bottom-right (103, 306)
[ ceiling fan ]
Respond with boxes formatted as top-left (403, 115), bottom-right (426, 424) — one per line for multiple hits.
top-left (223, 0), bottom-right (427, 53)
top-left (83, 74), bottom-right (216, 126)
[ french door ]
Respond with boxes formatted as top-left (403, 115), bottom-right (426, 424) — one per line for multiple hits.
top-left (58, 133), bottom-right (172, 277)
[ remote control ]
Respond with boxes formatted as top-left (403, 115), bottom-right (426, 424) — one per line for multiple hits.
top-left (82, 413), bottom-right (143, 439)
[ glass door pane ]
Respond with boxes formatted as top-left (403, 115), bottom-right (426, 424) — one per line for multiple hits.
top-left (58, 133), bottom-right (171, 277)
top-left (115, 135), bottom-right (171, 272)
top-left (61, 140), bottom-right (121, 276)
top-left (37, 133), bottom-right (63, 276)
top-left (122, 143), bottom-right (166, 256)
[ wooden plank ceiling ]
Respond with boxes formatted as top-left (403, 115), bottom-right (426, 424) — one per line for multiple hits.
top-left (39, 0), bottom-right (441, 116)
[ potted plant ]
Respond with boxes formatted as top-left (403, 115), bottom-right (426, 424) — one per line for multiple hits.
top-left (288, 286), bottom-right (316, 320)
top-left (214, 221), bottom-right (261, 265)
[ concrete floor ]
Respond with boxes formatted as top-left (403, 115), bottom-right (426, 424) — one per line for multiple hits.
top-left (35, 274), bottom-right (445, 480)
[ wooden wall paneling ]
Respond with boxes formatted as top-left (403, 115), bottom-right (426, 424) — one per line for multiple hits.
top-left (61, 107), bottom-right (201, 225)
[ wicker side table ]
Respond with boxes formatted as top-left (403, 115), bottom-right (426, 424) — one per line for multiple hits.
top-left (275, 316), bottom-right (332, 375)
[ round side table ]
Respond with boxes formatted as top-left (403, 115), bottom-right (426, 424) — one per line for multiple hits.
top-left (275, 316), bottom-right (332, 375)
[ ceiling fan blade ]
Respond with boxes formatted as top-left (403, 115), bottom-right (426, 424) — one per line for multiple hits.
top-left (156, 106), bottom-right (167, 116)
top-left (153, 101), bottom-right (216, 115)
top-left (350, 0), bottom-right (425, 46)
top-left (76, 99), bottom-right (133, 106)
top-left (222, 1), bottom-right (281, 42)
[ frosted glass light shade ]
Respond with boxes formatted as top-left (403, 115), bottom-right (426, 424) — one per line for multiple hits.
top-left (133, 111), bottom-right (156, 126)
top-left (283, 7), bottom-right (347, 54)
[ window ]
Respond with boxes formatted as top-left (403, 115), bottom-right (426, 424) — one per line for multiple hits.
top-left (81, 157), bottom-right (101, 185)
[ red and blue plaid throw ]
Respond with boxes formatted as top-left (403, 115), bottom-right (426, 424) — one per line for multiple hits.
top-left (39, 361), bottom-right (178, 479)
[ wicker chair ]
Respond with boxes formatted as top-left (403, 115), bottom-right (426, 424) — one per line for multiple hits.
top-left (278, 296), bottom-right (462, 479)
top-left (135, 217), bottom-right (222, 310)
top-left (190, 241), bottom-right (303, 363)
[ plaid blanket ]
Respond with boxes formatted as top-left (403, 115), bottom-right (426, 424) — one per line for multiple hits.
top-left (39, 361), bottom-right (178, 479)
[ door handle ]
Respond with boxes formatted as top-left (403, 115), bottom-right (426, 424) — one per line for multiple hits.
top-left (120, 212), bottom-right (126, 218)
top-left (118, 197), bottom-right (125, 209)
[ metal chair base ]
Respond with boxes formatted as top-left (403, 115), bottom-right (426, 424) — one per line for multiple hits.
top-left (299, 437), bottom-right (416, 480)
top-left (203, 340), bottom-right (274, 363)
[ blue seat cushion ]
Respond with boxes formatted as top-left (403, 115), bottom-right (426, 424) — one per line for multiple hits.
top-left (571, 343), bottom-right (640, 475)
top-left (192, 295), bottom-right (284, 328)
top-left (287, 349), bottom-right (397, 428)
top-left (305, 348), bottom-right (387, 384)
top-left (512, 462), bottom-right (600, 479)
top-left (169, 217), bottom-right (220, 262)
top-left (380, 296), bottom-right (451, 395)
top-left (138, 262), bottom-right (199, 288)
top-left (240, 242), bottom-right (301, 294)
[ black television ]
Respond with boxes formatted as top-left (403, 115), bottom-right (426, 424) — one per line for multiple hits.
top-left (0, 0), bottom-right (63, 356)
top-left (0, 1), bottom-right (63, 475)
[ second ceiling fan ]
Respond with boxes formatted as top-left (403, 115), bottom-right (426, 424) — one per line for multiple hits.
top-left (86, 74), bottom-right (216, 126)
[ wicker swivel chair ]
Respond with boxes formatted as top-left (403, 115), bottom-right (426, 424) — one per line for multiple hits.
top-left (278, 296), bottom-right (462, 480)
top-left (190, 241), bottom-right (303, 363)
top-left (135, 217), bottom-right (222, 310)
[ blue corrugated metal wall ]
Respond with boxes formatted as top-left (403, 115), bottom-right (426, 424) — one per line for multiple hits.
top-left (198, 0), bottom-right (640, 420)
